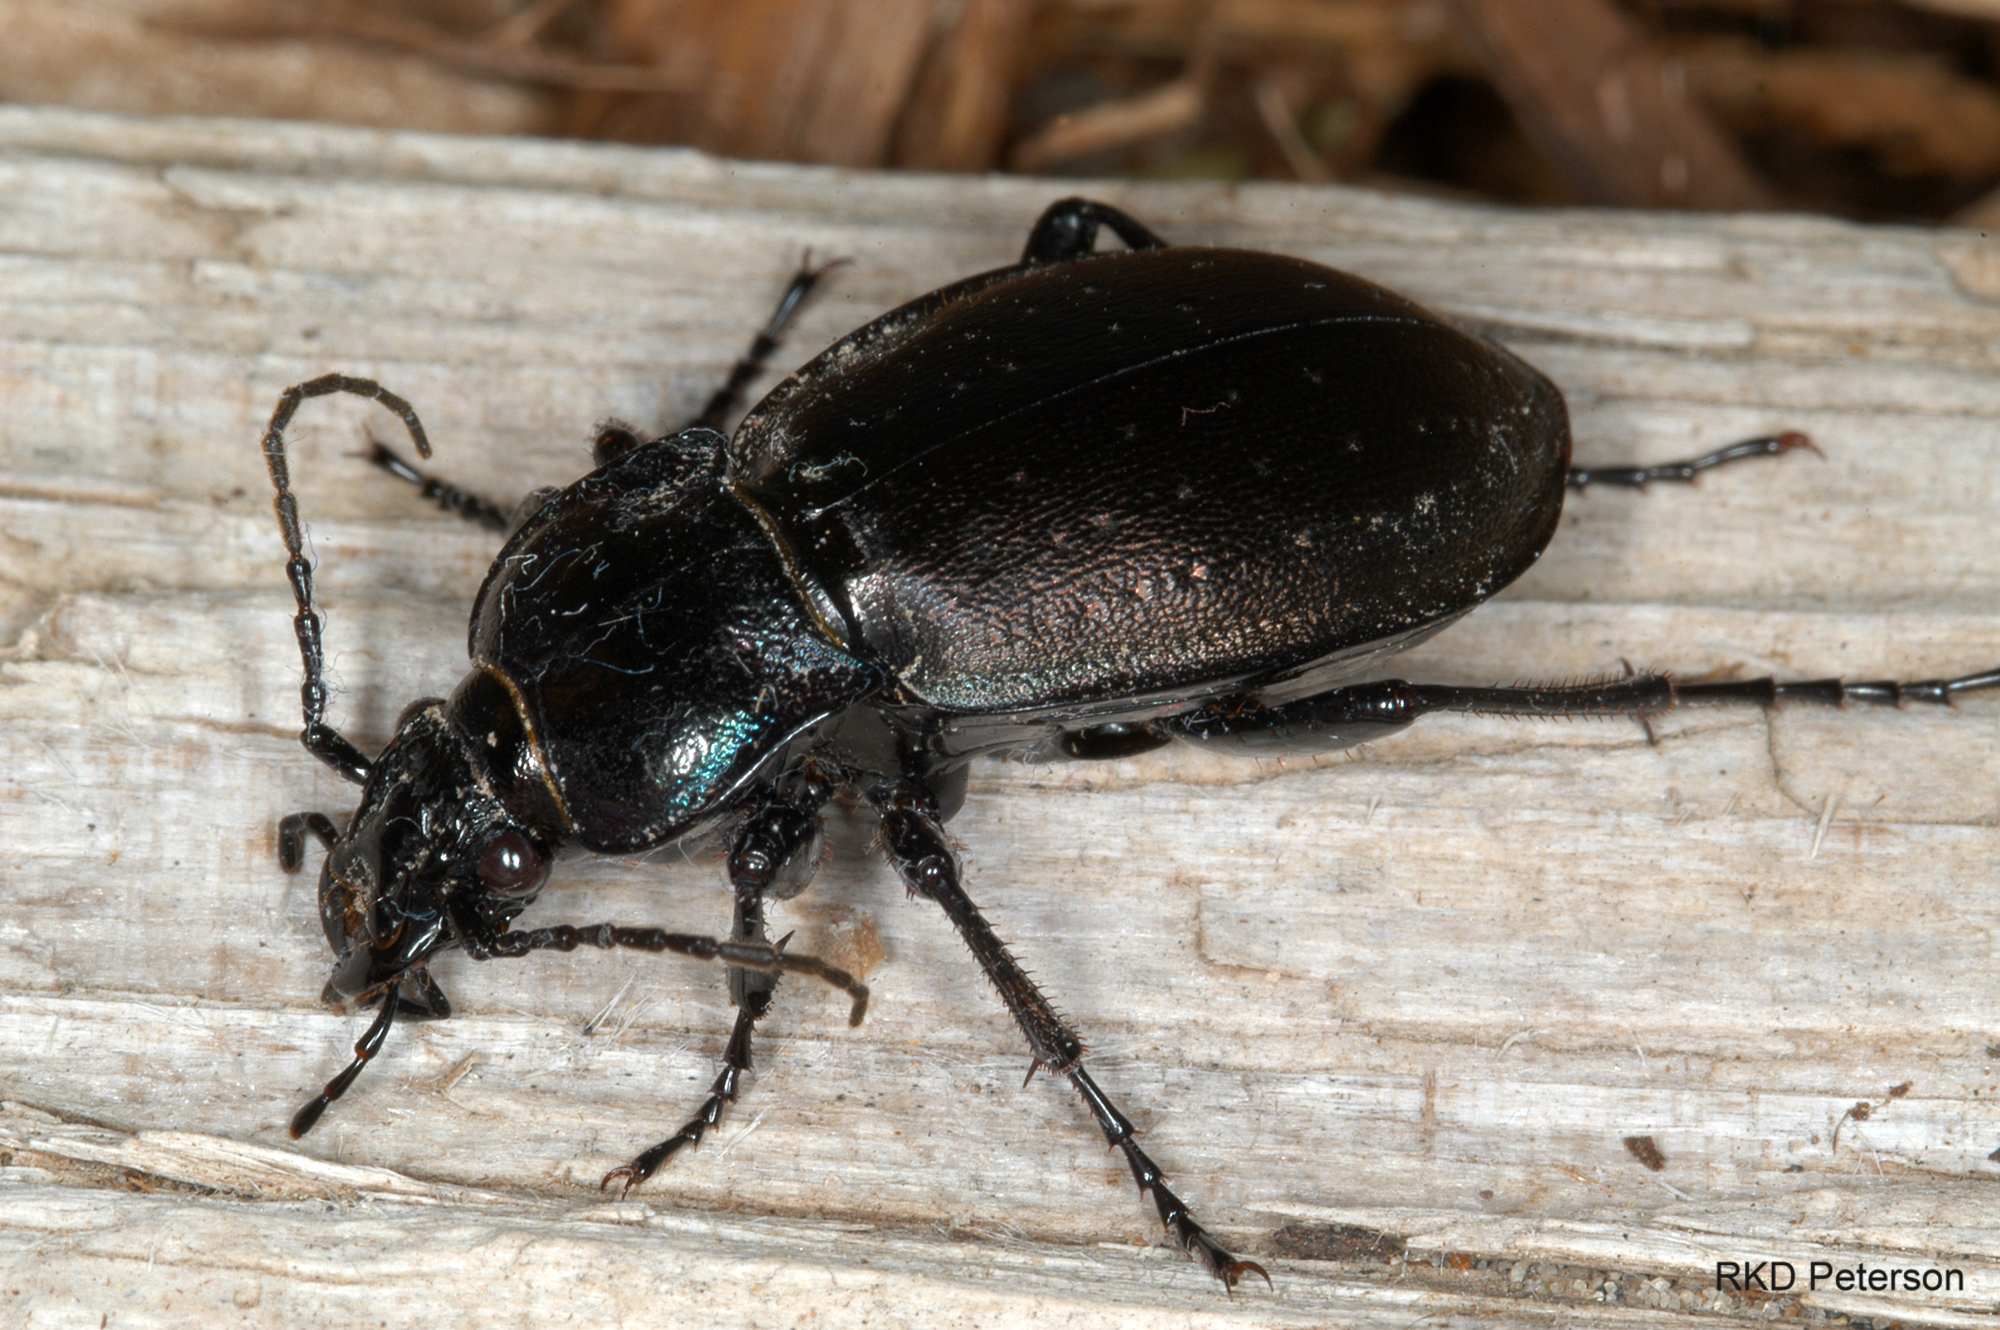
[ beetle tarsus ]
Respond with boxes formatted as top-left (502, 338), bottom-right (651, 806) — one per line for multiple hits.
top-left (601, 790), bottom-right (840, 1190)
top-left (1069, 1065), bottom-right (1267, 1288)
top-left (1166, 663), bottom-right (2000, 752)
top-left (1675, 665), bottom-right (2000, 708)
top-left (600, 999), bottom-right (758, 1193)
top-left (1165, 1188), bottom-right (1271, 1292)
top-left (1566, 430), bottom-right (1818, 490)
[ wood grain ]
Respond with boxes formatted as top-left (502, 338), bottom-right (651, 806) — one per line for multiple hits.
top-left (1, 105), bottom-right (1998, 1326)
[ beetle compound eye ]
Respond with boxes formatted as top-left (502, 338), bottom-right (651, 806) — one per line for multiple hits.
top-left (477, 829), bottom-right (547, 897)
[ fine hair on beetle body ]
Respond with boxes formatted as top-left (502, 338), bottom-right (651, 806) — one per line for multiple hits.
top-left (259, 197), bottom-right (2000, 1292)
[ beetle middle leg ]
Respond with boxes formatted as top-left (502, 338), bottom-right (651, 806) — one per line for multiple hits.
top-left (364, 255), bottom-right (843, 505)
top-left (588, 258), bottom-right (847, 467)
top-left (872, 780), bottom-right (1269, 1292)
top-left (602, 781), bottom-right (832, 1191)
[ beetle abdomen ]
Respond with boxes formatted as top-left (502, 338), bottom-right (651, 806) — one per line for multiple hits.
top-left (738, 247), bottom-right (1569, 715)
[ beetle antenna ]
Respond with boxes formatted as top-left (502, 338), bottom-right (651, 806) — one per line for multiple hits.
top-left (478, 923), bottom-right (870, 1026)
top-left (289, 979), bottom-right (402, 1138)
top-left (260, 374), bottom-right (434, 786)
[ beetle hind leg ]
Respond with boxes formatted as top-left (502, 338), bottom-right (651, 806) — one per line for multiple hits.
top-left (1164, 663), bottom-right (2000, 754)
top-left (874, 780), bottom-right (1268, 1291)
top-left (1567, 430), bottom-right (1817, 490)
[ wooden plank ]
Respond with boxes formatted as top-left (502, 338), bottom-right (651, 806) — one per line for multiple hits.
top-left (1, 104), bottom-right (1998, 1326)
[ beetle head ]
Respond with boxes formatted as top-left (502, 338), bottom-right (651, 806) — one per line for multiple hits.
top-left (319, 701), bottom-right (554, 1008)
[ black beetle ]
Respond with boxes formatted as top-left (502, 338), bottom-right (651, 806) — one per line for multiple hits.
top-left (262, 198), bottom-right (1999, 1290)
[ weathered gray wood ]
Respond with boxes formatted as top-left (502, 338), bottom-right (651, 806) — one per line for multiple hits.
top-left (2, 104), bottom-right (1998, 1326)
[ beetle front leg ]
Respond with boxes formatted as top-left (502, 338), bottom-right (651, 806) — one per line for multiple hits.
top-left (597, 885), bottom-right (767, 1192)
top-left (289, 978), bottom-right (402, 1138)
top-left (874, 782), bottom-right (1268, 1292)
top-left (603, 787), bottom-right (832, 1191)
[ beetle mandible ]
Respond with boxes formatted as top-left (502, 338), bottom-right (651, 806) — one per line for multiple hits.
top-left (262, 198), bottom-right (2000, 1290)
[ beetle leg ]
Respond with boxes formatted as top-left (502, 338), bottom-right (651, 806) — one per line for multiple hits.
top-left (393, 969), bottom-right (454, 1021)
top-left (874, 781), bottom-right (1269, 1292)
top-left (1021, 197), bottom-right (1170, 265)
top-left (1166, 664), bottom-right (2000, 751)
top-left (1567, 430), bottom-right (1817, 490)
top-left (680, 257), bottom-right (848, 435)
top-left (1058, 721), bottom-right (1174, 760)
top-left (289, 967), bottom-right (455, 1138)
top-left (601, 996), bottom-right (760, 1194)
top-left (601, 792), bottom-right (829, 1191)
top-left (276, 810), bottom-right (341, 872)
top-left (1168, 676), bottom-right (1675, 751)
top-left (1673, 666), bottom-right (2000, 708)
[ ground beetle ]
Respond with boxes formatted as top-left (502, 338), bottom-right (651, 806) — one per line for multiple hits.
top-left (261, 198), bottom-right (2000, 1290)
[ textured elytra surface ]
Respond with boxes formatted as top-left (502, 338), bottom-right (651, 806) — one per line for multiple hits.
top-left (1, 107), bottom-right (1998, 1327)
top-left (737, 247), bottom-right (1568, 716)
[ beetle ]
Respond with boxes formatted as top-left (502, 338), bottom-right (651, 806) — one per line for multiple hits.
top-left (262, 197), bottom-right (2000, 1290)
